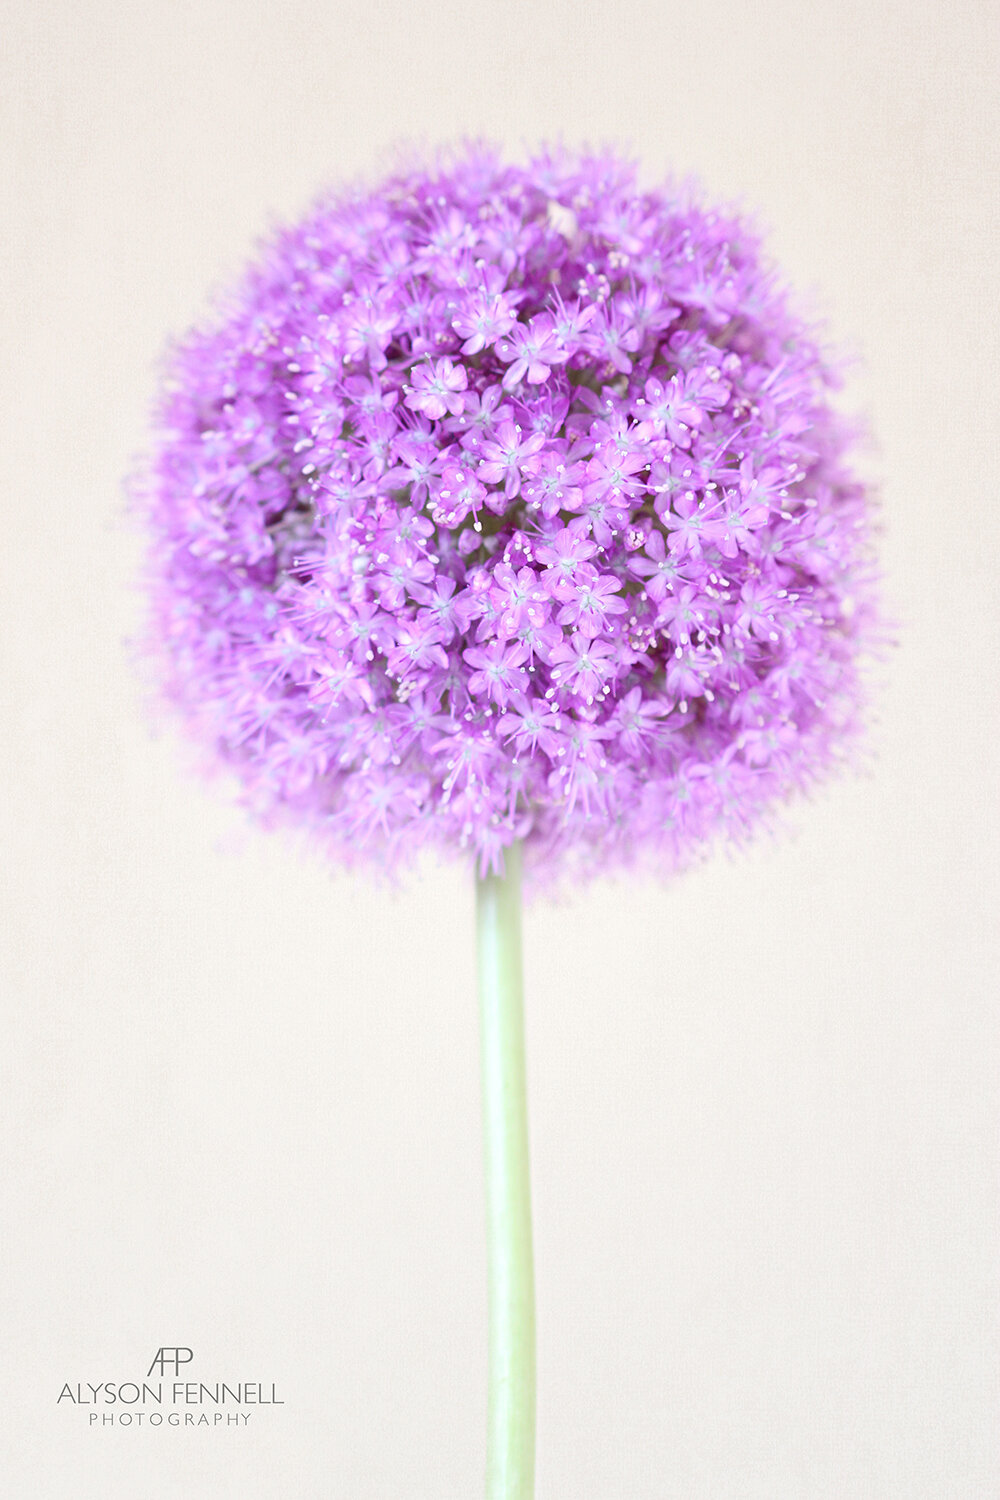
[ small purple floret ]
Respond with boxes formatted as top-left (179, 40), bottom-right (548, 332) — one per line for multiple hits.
top-left (137, 143), bottom-right (879, 880)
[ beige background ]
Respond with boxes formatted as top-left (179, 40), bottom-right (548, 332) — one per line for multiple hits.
top-left (2, 2), bottom-right (998, 1495)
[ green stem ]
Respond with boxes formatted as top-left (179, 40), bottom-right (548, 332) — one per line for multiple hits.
top-left (476, 842), bottom-right (536, 1500)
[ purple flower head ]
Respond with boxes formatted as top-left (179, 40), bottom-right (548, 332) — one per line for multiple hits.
top-left (403, 356), bottom-right (468, 420)
top-left (136, 143), bottom-right (880, 883)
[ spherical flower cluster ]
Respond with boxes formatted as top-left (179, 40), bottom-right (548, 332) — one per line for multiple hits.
top-left (137, 144), bottom-right (879, 881)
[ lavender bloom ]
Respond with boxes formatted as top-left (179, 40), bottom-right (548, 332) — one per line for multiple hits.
top-left (136, 143), bottom-right (880, 881)
top-left (403, 356), bottom-right (468, 420)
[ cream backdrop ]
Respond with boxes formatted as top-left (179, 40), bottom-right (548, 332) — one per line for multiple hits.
top-left (3, 3), bottom-right (998, 1496)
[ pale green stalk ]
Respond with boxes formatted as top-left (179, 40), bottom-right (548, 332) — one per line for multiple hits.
top-left (476, 842), bottom-right (535, 1500)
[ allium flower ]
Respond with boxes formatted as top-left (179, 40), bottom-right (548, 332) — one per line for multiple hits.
top-left (136, 142), bottom-right (879, 882)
